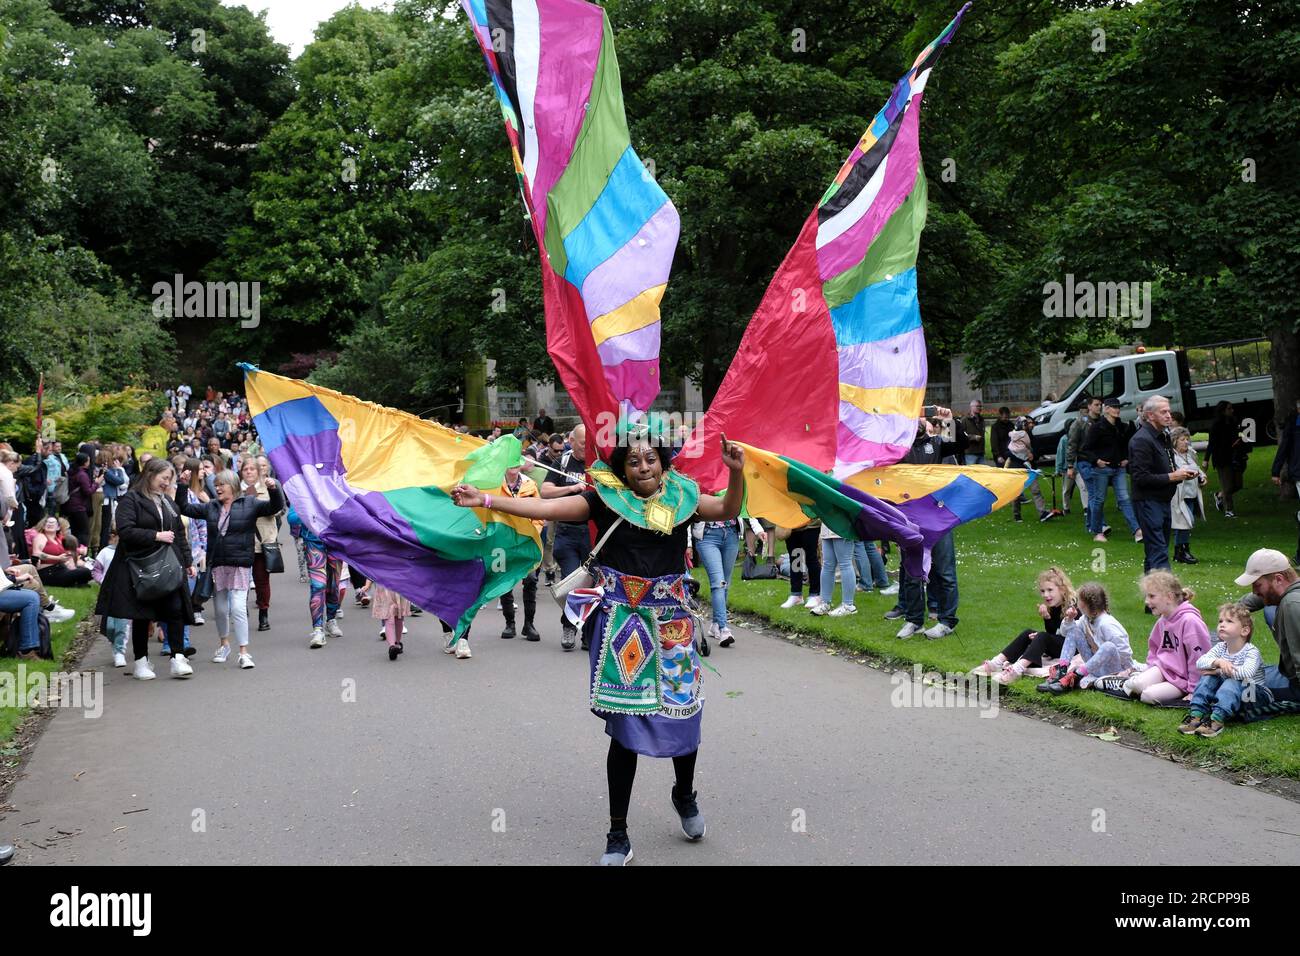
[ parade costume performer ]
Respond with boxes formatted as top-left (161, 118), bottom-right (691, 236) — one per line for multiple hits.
top-left (452, 429), bottom-right (746, 866)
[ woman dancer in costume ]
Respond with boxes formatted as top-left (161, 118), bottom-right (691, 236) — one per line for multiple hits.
top-left (453, 426), bottom-right (744, 866)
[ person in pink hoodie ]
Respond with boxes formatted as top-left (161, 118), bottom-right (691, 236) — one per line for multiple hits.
top-left (1120, 571), bottom-right (1212, 704)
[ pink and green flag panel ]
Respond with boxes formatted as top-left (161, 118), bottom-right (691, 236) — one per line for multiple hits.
top-left (240, 365), bottom-right (541, 640)
top-left (677, 3), bottom-right (971, 493)
top-left (462, 0), bottom-right (680, 454)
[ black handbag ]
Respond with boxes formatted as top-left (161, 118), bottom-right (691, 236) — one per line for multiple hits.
top-left (262, 541), bottom-right (285, 574)
top-left (741, 553), bottom-right (779, 580)
top-left (130, 545), bottom-right (184, 602)
top-left (192, 566), bottom-right (214, 602)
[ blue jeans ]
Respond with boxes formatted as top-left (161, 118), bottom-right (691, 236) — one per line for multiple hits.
top-left (695, 524), bottom-right (740, 629)
top-left (819, 538), bottom-right (856, 607)
top-left (0, 588), bottom-right (42, 651)
top-left (105, 617), bottom-right (129, 654)
top-left (1189, 673), bottom-right (1248, 720)
top-left (1238, 666), bottom-right (1300, 723)
top-left (1133, 498), bottom-right (1172, 572)
top-left (553, 523), bottom-right (590, 630)
top-left (902, 531), bottom-right (957, 627)
top-left (963, 454), bottom-right (984, 465)
top-left (1084, 465), bottom-right (1139, 534)
top-left (853, 540), bottom-right (889, 591)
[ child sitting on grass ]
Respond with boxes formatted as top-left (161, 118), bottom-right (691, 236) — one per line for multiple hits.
top-left (1119, 571), bottom-right (1211, 705)
top-left (1037, 582), bottom-right (1131, 694)
top-left (1179, 603), bottom-right (1264, 738)
top-left (971, 566), bottom-right (1074, 685)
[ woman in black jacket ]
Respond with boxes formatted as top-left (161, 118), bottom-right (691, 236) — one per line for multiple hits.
top-left (95, 457), bottom-right (197, 681)
top-left (1079, 400), bottom-right (1141, 542)
top-left (175, 467), bottom-right (283, 669)
top-left (1205, 401), bottom-right (1243, 516)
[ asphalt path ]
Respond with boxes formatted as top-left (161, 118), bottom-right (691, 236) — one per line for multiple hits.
top-left (5, 545), bottom-right (1300, 865)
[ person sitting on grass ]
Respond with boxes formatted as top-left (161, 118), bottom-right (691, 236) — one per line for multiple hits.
top-left (1179, 603), bottom-right (1264, 738)
top-left (971, 566), bottom-right (1074, 685)
top-left (1037, 582), bottom-right (1132, 694)
top-left (1116, 571), bottom-right (1211, 705)
top-left (1234, 549), bottom-right (1300, 722)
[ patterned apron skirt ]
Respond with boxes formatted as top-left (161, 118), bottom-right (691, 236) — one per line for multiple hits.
top-left (582, 566), bottom-right (703, 758)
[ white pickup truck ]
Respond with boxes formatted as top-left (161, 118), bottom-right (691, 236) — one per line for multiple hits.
top-left (1029, 339), bottom-right (1275, 457)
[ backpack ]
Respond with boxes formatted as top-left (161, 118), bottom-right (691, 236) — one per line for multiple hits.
top-left (1, 601), bottom-right (53, 659)
top-left (16, 460), bottom-right (45, 501)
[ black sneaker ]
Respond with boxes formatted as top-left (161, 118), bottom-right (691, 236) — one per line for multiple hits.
top-left (883, 607), bottom-right (905, 621)
top-left (1214, 492), bottom-right (1224, 514)
top-left (561, 625), bottom-right (577, 651)
top-left (597, 829), bottom-right (633, 866)
top-left (671, 787), bottom-right (706, 841)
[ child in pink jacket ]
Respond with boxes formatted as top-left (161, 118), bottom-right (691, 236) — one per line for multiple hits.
top-left (1121, 571), bottom-right (1212, 704)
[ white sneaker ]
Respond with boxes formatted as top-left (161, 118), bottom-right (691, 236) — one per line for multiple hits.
top-left (810, 602), bottom-right (830, 616)
top-left (896, 622), bottom-right (921, 639)
top-left (212, 644), bottom-right (231, 663)
top-left (47, 605), bottom-right (76, 624)
top-left (444, 641), bottom-right (456, 654)
top-left (779, 595), bottom-right (804, 609)
top-left (113, 651), bottom-right (127, 668)
top-left (238, 653), bottom-right (255, 669)
top-left (879, 583), bottom-right (900, 596)
top-left (454, 638), bottom-right (472, 659)
top-left (192, 612), bottom-right (204, 626)
top-left (326, 618), bottom-right (343, 639)
top-left (309, 627), bottom-right (326, 649)
top-left (134, 658), bottom-right (156, 680)
top-left (923, 622), bottom-right (954, 640)
top-left (828, 604), bottom-right (857, 617)
top-left (170, 655), bottom-right (193, 679)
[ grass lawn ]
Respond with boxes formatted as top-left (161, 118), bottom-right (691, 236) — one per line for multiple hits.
top-left (0, 585), bottom-right (98, 747)
top-left (718, 448), bottom-right (1300, 780)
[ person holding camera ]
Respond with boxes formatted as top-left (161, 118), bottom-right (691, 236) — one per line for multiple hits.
top-left (894, 407), bottom-right (964, 640)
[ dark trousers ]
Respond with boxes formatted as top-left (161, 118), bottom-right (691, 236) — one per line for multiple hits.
top-left (132, 618), bottom-right (184, 660)
top-left (38, 564), bottom-right (93, 587)
top-left (1134, 498), bottom-right (1172, 573)
top-left (65, 509), bottom-right (91, 547)
top-left (99, 500), bottom-right (116, 549)
top-left (553, 523), bottom-right (590, 630)
top-left (501, 572), bottom-right (538, 625)
top-left (1000, 628), bottom-right (1064, 666)
top-left (787, 526), bottom-right (822, 596)
top-left (902, 531), bottom-right (957, 627)
top-left (252, 551), bottom-right (270, 610)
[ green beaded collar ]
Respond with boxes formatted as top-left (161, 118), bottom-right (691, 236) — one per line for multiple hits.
top-left (588, 460), bottom-right (699, 534)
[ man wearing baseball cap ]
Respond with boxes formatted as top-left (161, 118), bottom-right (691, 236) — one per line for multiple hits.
top-left (1235, 548), bottom-right (1300, 721)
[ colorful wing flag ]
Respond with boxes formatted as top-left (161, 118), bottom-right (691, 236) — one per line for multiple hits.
top-left (462, 0), bottom-right (679, 455)
top-left (240, 365), bottom-right (541, 639)
top-left (678, 3), bottom-right (971, 490)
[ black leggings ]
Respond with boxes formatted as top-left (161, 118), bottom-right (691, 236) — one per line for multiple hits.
top-left (787, 526), bottom-right (822, 596)
top-left (38, 564), bottom-right (93, 587)
top-left (132, 618), bottom-right (184, 660)
top-left (606, 739), bottom-right (697, 830)
top-left (1000, 628), bottom-right (1064, 667)
top-left (65, 510), bottom-right (91, 547)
